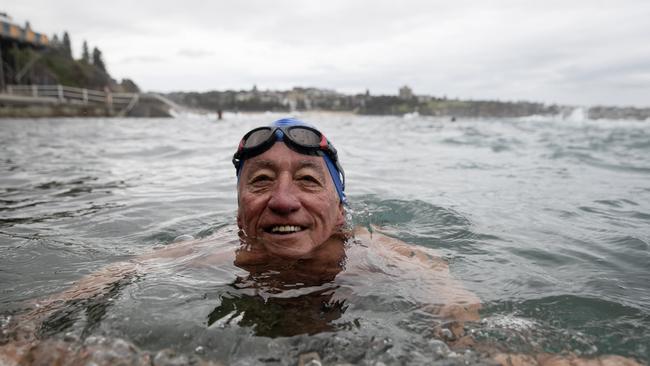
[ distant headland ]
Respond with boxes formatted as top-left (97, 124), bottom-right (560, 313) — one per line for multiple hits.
top-left (166, 85), bottom-right (650, 121)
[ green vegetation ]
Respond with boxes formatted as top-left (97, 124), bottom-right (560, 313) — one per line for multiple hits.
top-left (360, 95), bottom-right (418, 115)
top-left (2, 30), bottom-right (138, 92)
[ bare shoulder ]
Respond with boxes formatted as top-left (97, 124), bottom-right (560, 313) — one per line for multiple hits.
top-left (352, 225), bottom-right (481, 323)
top-left (353, 226), bottom-right (448, 271)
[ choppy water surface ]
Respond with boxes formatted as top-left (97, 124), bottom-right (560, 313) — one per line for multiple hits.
top-left (1, 114), bottom-right (649, 364)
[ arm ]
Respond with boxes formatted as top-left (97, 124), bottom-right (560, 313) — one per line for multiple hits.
top-left (353, 226), bottom-right (481, 335)
top-left (9, 236), bottom-right (217, 340)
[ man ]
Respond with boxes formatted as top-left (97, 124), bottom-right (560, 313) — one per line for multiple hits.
top-left (229, 118), bottom-right (480, 334)
top-left (227, 118), bottom-right (480, 339)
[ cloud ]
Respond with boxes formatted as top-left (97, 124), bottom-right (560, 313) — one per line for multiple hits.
top-left (120, 55), bottom-right (166, 64)
top-left (176, 48), bottom-right (214, 58)
top-left (6, 0), bottom-right (650, 106)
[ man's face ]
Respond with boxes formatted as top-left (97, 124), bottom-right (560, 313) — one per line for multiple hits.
top-left (237, 142), bottom-right (345, 259)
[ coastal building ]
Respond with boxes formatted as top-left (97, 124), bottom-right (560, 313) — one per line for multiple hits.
top-left (1, 13), bottom-right (50, 89)
top-left (0, 13), bottom-right (49, 47)
top-left (398, 85), bottom-right (414, 100)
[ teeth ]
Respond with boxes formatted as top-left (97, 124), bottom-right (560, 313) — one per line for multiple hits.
top-left (271, 225), bottom-right (302, 233)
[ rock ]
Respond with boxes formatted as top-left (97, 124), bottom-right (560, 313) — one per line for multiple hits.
top-left (298, 352), bottom-right (322, 366)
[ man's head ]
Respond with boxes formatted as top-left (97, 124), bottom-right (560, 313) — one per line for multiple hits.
top-left (233, 118), bottom-right (346, 259)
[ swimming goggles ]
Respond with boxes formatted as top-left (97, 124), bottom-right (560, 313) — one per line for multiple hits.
top-left (232, 125), bottom-right (345, 190)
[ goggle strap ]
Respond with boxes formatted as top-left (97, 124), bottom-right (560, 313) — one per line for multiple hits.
top-left (319, 135), bottom-right (328, 149)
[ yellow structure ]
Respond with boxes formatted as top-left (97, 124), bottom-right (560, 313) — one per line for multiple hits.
top-left (0, 13), bottom-right (49, 47)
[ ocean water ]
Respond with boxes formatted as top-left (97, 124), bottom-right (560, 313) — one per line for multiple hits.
top-left (0, 113), bottom-right (648, 364)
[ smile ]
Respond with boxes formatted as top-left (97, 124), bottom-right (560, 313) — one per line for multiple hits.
top-left (267, 225), bottom-right (305, 234)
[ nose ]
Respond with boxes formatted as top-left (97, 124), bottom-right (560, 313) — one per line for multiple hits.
top-left (267, 175), bottom-right (301, 215)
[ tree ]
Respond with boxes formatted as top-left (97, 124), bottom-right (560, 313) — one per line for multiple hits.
top-left (120, 78), bottom-right (140, 93)
top-left (81, 41), bottom-right (90, 63)
top-left (92, 47), bottom-right (106, 72)
top-left (62, 31), bottom-right (72, 58)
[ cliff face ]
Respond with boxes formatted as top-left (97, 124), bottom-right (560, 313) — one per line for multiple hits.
top-left (0, 43), bottom-right (167, 118)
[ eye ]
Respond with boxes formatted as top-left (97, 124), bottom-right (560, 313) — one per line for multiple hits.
top-left (301, 175), bottom-right (319, 183)
top-left (297, 174), bottom-right (323, 187)
top-left (249, 174), bottom-right (273, 186)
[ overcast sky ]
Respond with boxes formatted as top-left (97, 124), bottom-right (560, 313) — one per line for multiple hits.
top-left (5, 1), bottom-right (650, 106)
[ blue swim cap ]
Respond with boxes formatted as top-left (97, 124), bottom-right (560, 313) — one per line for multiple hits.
top-left (236, 118), bottom-right (347, 205)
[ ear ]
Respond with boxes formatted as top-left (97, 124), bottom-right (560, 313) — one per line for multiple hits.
top-left (236, 182), bottom-right (243, 228)
top-left (336, 202), bottom-right (345, 226)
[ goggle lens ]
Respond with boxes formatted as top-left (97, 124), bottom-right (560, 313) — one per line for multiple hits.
top-left (243, 128), bottom-right (273, 148)
top-left (286, 127), bottom-right (321, 146)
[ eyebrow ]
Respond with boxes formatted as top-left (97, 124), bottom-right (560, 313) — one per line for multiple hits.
top-left (296, 160), bottom-right (324, 171)
top-left (248, 160), bottom-right (276, 170)
top-left (296, 160), bottom-right (328, 182)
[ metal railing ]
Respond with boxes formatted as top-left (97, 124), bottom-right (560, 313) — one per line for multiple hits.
top-left (3, 84), bottom-right (140, 116)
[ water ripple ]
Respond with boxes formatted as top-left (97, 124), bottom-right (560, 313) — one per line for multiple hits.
top-left (1, 115), bottom-right (649, 364)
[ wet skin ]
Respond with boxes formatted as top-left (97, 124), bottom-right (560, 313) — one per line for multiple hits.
top-left (236, 143), bottom-right (345, 260)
